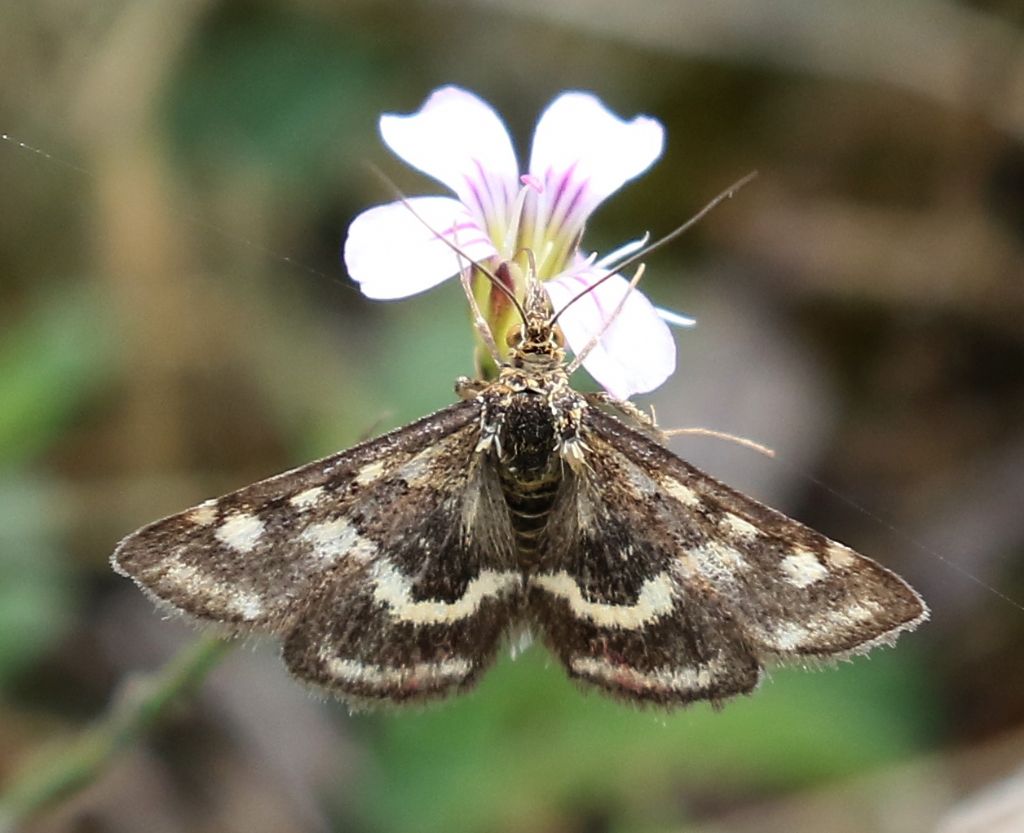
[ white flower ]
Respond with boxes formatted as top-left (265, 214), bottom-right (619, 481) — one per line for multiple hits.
top-left (344, 85), bottom-right (689, 399)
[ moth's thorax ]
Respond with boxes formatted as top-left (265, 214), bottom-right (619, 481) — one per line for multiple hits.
top-left (494, 391), bottom-right (559, 477)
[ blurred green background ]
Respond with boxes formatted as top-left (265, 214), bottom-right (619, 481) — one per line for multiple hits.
top-left (2, 2), bottom-right (1023, 832)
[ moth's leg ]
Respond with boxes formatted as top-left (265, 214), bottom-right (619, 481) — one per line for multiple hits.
top-left (584, 392), bottom-right (664, 440)
top-left (661, 427), bottom-right (776, 458)
top-left (584, 392), bottom-right (657, 428)
top-left (456, 376), bottom-right (488, 400)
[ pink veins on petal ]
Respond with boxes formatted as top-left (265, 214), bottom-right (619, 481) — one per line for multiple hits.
top-left (343, 85), bottom-right (684, 398)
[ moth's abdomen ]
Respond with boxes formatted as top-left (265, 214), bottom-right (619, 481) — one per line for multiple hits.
top-left (502, 475), bottom-right (561, 557)
top-left (492, 390), bottom-right (562, 559)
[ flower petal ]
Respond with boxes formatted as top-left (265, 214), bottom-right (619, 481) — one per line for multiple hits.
top-left (595, 233), bottom-right (650, 269)
top-left (380, 86), bottom-right (519, 236)
top-left (545, 268), bottom-right (676, 399)
top-left (344, 196), bottom-right (497, 300)
top-left (527, 92), bottom-right (663, 247)
top-left (655, 306), bottom-right (697, 328)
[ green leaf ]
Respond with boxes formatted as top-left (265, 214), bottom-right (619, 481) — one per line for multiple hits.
top-left (0, 287), bottom-right (113, 467)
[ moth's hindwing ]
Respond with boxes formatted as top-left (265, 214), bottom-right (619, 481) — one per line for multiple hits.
top-left (528, 407), bottom-right (928, 706)
top-left (113, 399), bottom-right (525, 704)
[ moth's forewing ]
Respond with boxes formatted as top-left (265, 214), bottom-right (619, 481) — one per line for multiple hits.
top-left (114, 400), bottom-right (525, 703)
top-left (526, 408), bottom-right (927, 705)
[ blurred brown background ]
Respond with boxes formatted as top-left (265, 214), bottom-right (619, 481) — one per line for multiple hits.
top-left (2, 2), bottom-right (1023, 832)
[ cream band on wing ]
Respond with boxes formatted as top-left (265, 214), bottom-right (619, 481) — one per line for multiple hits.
top-left (322, 657), bottom-right (474, 689)
top-left (569, 655), bottom-right (741, 695)
top-left (370, 561), bottom-right (522, 624)
top-left (531, 571), bottom-right (676, 628)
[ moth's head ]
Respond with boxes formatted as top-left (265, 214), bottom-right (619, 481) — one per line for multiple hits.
top-left (504, 280), bottom-right (564, 367)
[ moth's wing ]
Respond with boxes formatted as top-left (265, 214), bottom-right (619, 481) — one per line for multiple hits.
top-left (528, 408), bottom-right (927, 706)
top-left (113, 400), bottom-right (484, 630)
top-left (529, 452), bottom-right (762, 706)
top-left (281, 425), bottom-right (525, 705)
top-left (114, 399), bottom-right (524, 703)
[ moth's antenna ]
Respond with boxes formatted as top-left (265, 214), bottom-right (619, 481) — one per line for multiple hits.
top-left (366, 164), bottom-right (527, 324)
top-left (451, 227), bottom-right (502, 364)
top-left (551, 171), bottom-right (758, 325)
top-left (565, 263), bottom-right (647, 376)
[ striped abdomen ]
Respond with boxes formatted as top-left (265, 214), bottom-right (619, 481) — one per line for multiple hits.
top-left (500, 470), bottom-right (562, 558)
top-left (491, 387), bottom-right (566, 559)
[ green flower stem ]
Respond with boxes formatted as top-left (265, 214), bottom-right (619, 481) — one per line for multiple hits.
top-left (0, 635), bottom-right (232, 831)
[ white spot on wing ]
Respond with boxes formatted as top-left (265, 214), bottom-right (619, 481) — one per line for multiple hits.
top-left (215, 512), bottom-right (265, 553)
top-left (826, 543), bottom-right (858, 568)
top-left (290, 486), bottom-right (324, 509)
top-left (661, 478), bottom-right (700, 507)
top-left (531, 571), bottom-right (675, 628)
top-left (720, 513), bottom-right (760, 541)
top-left (301, 518), bottom-right (376, 563)
top-left (354, 459), bottom-right (386, 486)
top-left (371, 562), bottom-right (520, 624)
top-left (187, 500), bottom-right (217, 527)
top-left (780, 549), bottom-right (830, 588)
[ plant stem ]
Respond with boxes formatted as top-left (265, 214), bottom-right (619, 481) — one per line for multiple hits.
top-left (0, 635), bottom-right (232, 831)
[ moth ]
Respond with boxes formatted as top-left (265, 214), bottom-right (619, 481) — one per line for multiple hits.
top-left (113, 265), bottom-right (927, 708)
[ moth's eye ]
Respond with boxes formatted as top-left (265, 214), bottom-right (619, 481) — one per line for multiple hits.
top-left (552, 326), bottom-right (565, 348)
top-left (505, 324), bottom-right (523, 347)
